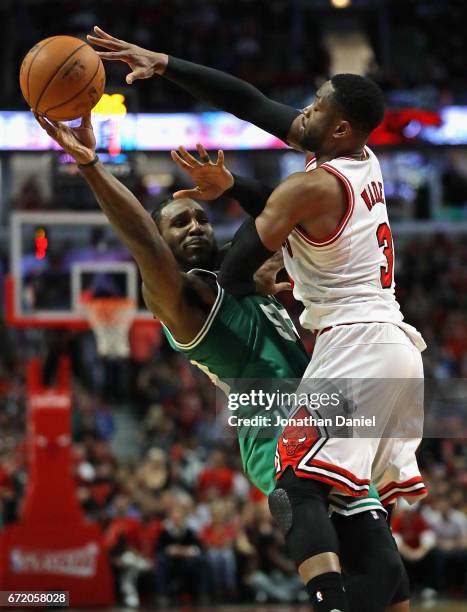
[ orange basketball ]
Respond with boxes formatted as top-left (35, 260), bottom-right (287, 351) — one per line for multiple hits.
top-left (19, 36), bottom-right (105, 121)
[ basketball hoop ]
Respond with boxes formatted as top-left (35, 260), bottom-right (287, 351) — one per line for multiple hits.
top-left (83, 297), bottom-right (136, 358)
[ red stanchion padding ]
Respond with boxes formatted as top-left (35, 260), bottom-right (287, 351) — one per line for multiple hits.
top-left (0, 357), bottom-right (115, 606)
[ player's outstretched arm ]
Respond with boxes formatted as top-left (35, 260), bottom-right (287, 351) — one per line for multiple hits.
top-left (34, 114), bottom-right (211, 342)
top-left (219, 172), bottom-right (334, 296)
top-left (171, 144), bottom-right (274, 217)
top-left (87, 27), bottom-right (303, 149)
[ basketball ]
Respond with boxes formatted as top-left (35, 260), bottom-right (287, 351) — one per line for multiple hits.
top-left (19, 35), bottom-right (105, 121)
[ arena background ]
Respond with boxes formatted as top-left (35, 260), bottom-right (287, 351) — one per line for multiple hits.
top-left (0, 0), bottom-right (465, 610)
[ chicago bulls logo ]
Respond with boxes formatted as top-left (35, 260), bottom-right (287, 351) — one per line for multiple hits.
top-left (280, 406), bottom-right (318, 456)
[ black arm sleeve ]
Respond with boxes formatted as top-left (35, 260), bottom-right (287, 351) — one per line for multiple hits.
top-left (218, 217), bottom-right (275, 297)
top-left (165, 57), bottom-right (300, 143)
top-left (225, 174), bottom-right (274, 218)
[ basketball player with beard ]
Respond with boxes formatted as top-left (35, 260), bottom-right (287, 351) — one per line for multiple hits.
top-left (35, 110), bottom-right (411, 612)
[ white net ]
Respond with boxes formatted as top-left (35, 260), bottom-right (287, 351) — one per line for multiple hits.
top-left (83, 298), bottom-right (136, 359)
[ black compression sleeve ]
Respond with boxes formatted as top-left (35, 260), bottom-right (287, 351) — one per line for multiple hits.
top-left (225, 174), bottom-right (274, 217)
top-left (165, 57), bottom-right (300, 143)
top-left (218, 217), bottom-right (274, 297)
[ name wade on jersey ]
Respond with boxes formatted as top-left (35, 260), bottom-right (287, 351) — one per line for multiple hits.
top-left (361, 181), bottom-right (385, 211)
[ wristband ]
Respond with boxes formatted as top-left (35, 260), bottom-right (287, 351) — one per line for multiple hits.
top-left (78, 154), bottom-right (99, 168)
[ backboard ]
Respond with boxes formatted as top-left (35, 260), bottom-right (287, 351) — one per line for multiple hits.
top-left (6, 211), bottom-right (155, 329)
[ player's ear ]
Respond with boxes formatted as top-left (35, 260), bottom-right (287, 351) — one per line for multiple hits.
top-left (334, 119), bottom-right (351, 139)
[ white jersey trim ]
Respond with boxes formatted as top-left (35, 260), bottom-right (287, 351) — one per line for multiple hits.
top-left (379, 480), bottom-right (427, 504)
top-left (293, 163), bottom-right (355, 247)
top-left (163, 281), bottom-right (225, 351)
top-left (305, 156), bottom-right (316, 171)
top-left (329, 495), bottom-right (387, 517)
top-left (305, 148), bottom-right (370, 172)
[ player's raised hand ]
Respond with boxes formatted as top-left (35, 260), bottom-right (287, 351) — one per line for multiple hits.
top-left (87, 26), bottom-right (168, 84)
top-left (171, 144), bottom-right (234, 200)
top-left (34, 112), bottom-right (96, 165)
top-left (254, 252), bottom-right (292, 296)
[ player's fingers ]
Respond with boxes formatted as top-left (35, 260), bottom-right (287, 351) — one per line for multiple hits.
top-left (178, 146), bottom-right (201, 167)
top-left (171, 150), bottom-right (195, 171)
top-left (270, 252), bottom-right (285, 268)
top-left (44, 116), bottom-right (64, 130)
top-left (126, 71), bottom-right (140, 85)
top-left (87, 36), bottom-right (123, 51)
top-left (81, 113), bottom-right (92, 128)
top-left (34, 112), bottom-right (56, 135)
top-left (216, 149), bottom-right (225, 167)
top-left (93, 26), bottom-right (117, 39)
top-left (178, 145), bottom-right (201, 166)
top-left (95, 51), bottom-right (126, 61)
top-left (272, 262), bottom-right (286, 275)
top-left (49, 122), bottom-right (62, 133)
top-left (172, 188), bottom-right (204, 200)
top-left (93, 26), bottom-right (125, 45)
top-left (196, 143), bottom-right (210, 163)
top-left (45, 115), bottom-right (62, 130)
top-left (273, 282), bottom-right (293, 294)
top-left (34, 114), bottom-right (52, 134)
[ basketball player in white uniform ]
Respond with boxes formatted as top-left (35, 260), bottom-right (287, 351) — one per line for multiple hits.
top-left (88, 29), bottom-right (421, 611)
top-left (169, 99), bottom-right (427, 612)
top-left (169, 81), bottom-right (426, 612)
top-left (170, 137), bottom-right (425, 612)
top-left (274, 147), bottom-right (427, 507)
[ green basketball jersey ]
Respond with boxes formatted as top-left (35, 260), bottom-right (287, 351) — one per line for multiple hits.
top-left (163, 271), bottom-right (384, 515)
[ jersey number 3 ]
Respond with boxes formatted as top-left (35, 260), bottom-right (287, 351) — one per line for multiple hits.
top-left (376, 222), bottom-right (394, 289)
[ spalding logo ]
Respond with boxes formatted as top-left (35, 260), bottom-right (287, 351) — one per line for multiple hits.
top-left (62, 59), bottom-right (86, 84)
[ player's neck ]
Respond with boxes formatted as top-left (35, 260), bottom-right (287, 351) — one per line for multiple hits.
top-left (316, 146), bottom-right (367, 166)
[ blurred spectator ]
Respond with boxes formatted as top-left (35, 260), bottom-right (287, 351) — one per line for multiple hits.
top-left (136, 448), bottom-right (170, 495)
top-left (6, 0), bottom-right (328, 113)
top-left (423, 498), bottom-right (467, 550)
top-left (201, 499), bottom-right (238, 601)
top-left (0, 231), bottom-right (465, 606)
top-left (5, 0), bottom-right (467, 116)
top-left (13, 177), bottom-right (47, 210)
top-left (104, 493), bottom-right (152, 608)
top-left (142, 405), bottom-right (177, 454)
top-left (88, 461), bottom-right (118, 510)
top-left (155, 499), bottom-right (207, 605)
top-left (244, 499), bottom-right (306, 603)
top-left (422, 497), bottom-right (467, 594)
top-left (197, 448), bottom-right (234, 501)
top-left (392, 502), bottom-right (439, 598)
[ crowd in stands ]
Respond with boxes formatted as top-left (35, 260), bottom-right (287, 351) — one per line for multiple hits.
top-left (1, 0), bottom-right (465, 606)
top-left (8, 0), bottom-right (327, 113)
top-left (4, 0), bottom-right (467, 113)
top-left (378, 0), bottom-right (466, 94)
top-left (0, 233), bottom-right (466, 606)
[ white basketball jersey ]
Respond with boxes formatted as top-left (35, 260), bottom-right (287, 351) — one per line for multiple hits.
top-left (282, 147), bottom-right (425, 350)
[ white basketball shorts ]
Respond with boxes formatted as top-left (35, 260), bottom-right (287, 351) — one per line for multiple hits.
top-left (275, 322), bottom-right (428, 505)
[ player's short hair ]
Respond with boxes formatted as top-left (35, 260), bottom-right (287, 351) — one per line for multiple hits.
top-left (150, 197), bottom-right (175, 228)
top-left (330, 74), bottom-right (385, 134)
